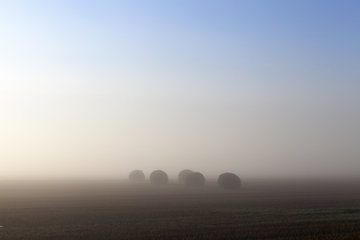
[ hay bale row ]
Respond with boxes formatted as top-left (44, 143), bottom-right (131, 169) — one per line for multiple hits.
top-left (217, 172), bottom-right (241, 189)
top-left (128, 170), bottom-right (169, 185)
top-left (128, 169), bottom-right (241, 190)
top-left (178, 169), bottom-right (193, 183)
top-left (149, 170), bottom-right (169, 185)
top-left (184, 172), bottom-right (205, 187)
top-left (128, 170), bottom-right (145, 182)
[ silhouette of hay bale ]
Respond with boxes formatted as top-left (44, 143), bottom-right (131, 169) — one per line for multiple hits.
top-left (128, 170), bottom-right (145, 182)
top-left (178, 169), bottom-right (193, 183)
top-left (184, 172), bottom-right (205, 187)
top-left (150, 170), bottom-right (169, 185)
top-left (217, 173), bottom-right (241, 189)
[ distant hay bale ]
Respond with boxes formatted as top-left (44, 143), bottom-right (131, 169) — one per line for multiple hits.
top-left (217, 173), bottom-right (241, 190)
top-left (178, 169), bottom-right (193, 183)
top-left (184, 172), bottom-right (205, 187)
top-left (128, 170), bottom-right (145, 182)
top-left (150, 170), bottom-right (169, 185)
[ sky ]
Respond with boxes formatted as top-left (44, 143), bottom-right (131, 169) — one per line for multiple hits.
top-left (1, 0), bottom-right (359, 180)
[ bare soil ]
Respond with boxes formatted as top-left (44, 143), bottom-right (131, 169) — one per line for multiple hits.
top-left (0, 178), bottom-right (359, 239)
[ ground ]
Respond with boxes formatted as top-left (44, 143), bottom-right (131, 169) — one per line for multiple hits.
top-left (0, 178), bottom-right (359, 239)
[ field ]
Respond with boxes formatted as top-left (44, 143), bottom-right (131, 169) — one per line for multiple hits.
top-left (0, 178), bottom-right (360, 239)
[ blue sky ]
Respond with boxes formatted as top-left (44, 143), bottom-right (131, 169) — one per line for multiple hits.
top-left (1, 1), bottom-right (359, 179)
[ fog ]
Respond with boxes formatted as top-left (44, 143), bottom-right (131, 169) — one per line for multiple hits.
top-left (1, 1), bottom-right (359, 180)
top-left (1, 81), bottom-right (359, 180)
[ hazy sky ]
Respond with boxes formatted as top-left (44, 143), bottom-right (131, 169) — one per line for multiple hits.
top-left (1, 0), bottom-right (359, 179)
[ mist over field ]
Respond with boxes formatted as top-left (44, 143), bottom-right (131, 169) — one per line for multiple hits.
top-left (1, 1), bottom-right (359, 180)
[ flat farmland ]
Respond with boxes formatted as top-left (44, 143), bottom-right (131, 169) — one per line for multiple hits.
top-left (0, 179), bottom-right (359, 239)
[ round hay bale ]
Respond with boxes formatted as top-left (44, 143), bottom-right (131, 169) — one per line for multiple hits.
top-left (184, 172), bottom-right (205, 187)
top-left (150, 170), bottom-right (169, 185)
top-left (217, 173), bottom-right (241, 190)
top-left (128, 170), bottom-right (145, 182)
top-left (178, 169), bottom-right (193, 183)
